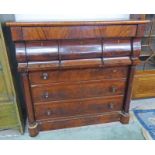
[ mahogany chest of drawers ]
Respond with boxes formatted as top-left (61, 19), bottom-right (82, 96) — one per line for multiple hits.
top-left (7, 20), bottom-right (149, 136)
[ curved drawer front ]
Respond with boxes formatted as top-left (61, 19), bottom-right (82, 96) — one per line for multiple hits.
top-left (59, 39), bottom-right (102, 60)
top-left (31, 79), bottom-right (126, 103)
top-left (34, 95), bottom-right (124, 120)
top-left (29, 67), bottom-right (128, 85)
top-left (103, 39), bottom-right (131, 57)
top-left (26, 41), bottom-right (59, 61)
top-left (15, 38), bottom-right (132, 64)
top-left (15, 41), bottom-right (59, 62)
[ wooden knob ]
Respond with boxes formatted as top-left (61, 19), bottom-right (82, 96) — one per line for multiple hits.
top-left (112, 69), bottom-right (117, 73)
top-left (42, 72), bottom-right (48, 80)
top-left (46, 110), bottom-right (52, 116)
top-left (111, 86), bottom-right (117, 93)
top-left (43, 92), bottom-right (49, 99)
top-left (108, 103), bottom-right (114, 109)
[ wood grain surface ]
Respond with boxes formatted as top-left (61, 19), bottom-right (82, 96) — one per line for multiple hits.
top-left (7, 19), bottom-right (148, 136)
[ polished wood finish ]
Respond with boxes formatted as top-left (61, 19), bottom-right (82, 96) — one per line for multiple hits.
top-left (26, 41), bottom-right (59, 61)
top-left (132, 70), bottom-right (155, 99)
top-left (120, 113), bottom-right (130, 124)
top-left (20, 73), bottom-right (35, 124)
top-left (21, 25), bottom-right (137, 41)
top-left (34, 95), bottom-right (124, 120)
top-left (29, 67), bottom-right (128, 84)
top-left (38, 112), bottom-right (121, 131)
top-left (60, 39), bottom-right (102, 60)
top-left (7, 19), bottom-right (148, 137)
top-left (6, 20), bottom-right (149, 27)
top-left (103, 39), bottom-right (131, 57)
top-left (31, 79), bottom-right (126, 103)
top-left (7, 20), bottom-right (149, 42)
top-left (124, 66), bottom-right (136, 113)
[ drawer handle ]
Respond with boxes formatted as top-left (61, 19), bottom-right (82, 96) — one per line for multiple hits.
top-left (111, 86), bottom-right (117, 93)
top-left (43, 92), bottom-right (49, 99)
top-left (46, 110), bottom-right (52, 116)
top-left (112, 69), bottom-right (117, 73)
top-left (42, 72), bottom-right (49, 80)
top-left (108, 103), bottom-right (114, 110)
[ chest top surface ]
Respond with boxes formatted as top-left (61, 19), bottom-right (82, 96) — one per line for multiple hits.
top-left (6, 20), bottom-right (149, 40)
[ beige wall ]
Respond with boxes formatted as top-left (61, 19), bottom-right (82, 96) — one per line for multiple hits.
top-left (15, 14), bottom-right (130, 21)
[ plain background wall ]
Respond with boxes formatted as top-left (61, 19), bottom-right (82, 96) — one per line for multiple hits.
top-left (15, 14), bottom-right (130, 21)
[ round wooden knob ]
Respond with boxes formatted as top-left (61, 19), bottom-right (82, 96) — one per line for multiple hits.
top-left (43, 92), bottom-right (49, 99)
top-left (42, 72), bottom-right (48, 80)
top-left (111, 86), bottom-right (117, 93)
top-left (112, 69), bottom-right (117, 73)
top-left (46, 110), bottom-right (52, 116)
top-left (108, 103), bottom-right (114, 109)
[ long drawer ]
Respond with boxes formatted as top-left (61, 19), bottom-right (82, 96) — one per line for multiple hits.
top-left (19, 25), bottom-right (137, 41)
top-left (29, 67), bottom-right (128, 85)
top-left (31, 79), bottom-right (126, 103)
top-left (34, 95), bottom-right (124, 120)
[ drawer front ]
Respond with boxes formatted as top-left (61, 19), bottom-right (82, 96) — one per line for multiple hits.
top-left (59, 39), bottom-right (102, 60)
top-left (31, 79), bottom-right (126, 103)
top-left (29, 67), bottom-right (128, 85)
top-left (103, 39), bottom-right (131, 57)
top-left (20, 25), bottom-right (136, 41)
top-left (26, 41), bottom-right (59, 61)
top-left (34, 95), bottom-right (124, 120)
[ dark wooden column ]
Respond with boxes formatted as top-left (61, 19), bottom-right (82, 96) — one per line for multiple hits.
top-left (20, 72), bottom-right (39, 136)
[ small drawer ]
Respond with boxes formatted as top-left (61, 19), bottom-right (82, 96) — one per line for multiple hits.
top-left (34, 95), bottom-right (124, 120)
top-left (103, 39), bottom-right (131, 57)
top-left (31, 79), bottom-right (126, 103)
top-left (59, 39), bottom-right (102, 60)
top-left (20, 25), bottom-right (137, 41)
top-left (29, 67), bottom-right (128, 85)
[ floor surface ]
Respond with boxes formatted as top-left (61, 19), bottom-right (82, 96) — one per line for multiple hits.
top-left (0, 98), bottom-right (155, 140)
